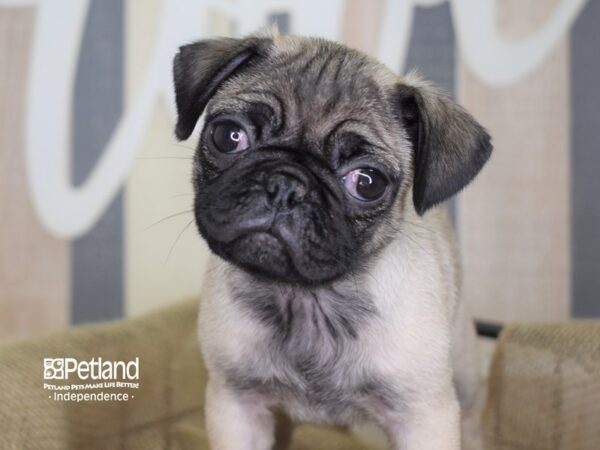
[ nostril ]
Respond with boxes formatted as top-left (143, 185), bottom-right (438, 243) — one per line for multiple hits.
top-left (265, 173), bottom-right (307, 210)
top-left (286, 191), bottom-right (299, 209)
top-left (266, 174), bottom-right (285, 200)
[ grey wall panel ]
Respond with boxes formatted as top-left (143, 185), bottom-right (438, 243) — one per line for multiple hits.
top-left (404, 3), bottom-right (455, 97)
top-left (571, 0), bottom-right (600, 317)
top-left (71, 0), bottom-right (124, 324)
top-left (268, 12), bottom-right (290, 34)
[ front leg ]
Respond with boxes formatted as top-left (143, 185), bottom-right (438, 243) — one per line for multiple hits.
top-left (385, 390), bottom-right (461, 450)
top-left (205, 378), bottom-right (275, 450)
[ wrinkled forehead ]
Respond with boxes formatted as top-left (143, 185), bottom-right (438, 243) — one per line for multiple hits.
top-left (207, 38), bottom-right (405, 167)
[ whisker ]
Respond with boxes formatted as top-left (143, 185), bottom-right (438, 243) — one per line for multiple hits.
top-left (142, 210), bottom-right (193, 232)
top-left (169, 193), bottom-right (194, 199)
top-left (169, 143), bottom-right (197, 151)
top-left (401, 219), bottom-right (434, 233)
top-left (165, 218), bottom-right (195, 264)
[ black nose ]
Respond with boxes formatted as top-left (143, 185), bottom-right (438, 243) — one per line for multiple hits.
top-left (266, 171), bottom-right (308, 210)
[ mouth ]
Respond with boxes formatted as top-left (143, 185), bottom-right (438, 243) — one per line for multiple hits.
top-left (197, 209), bottom-right (337, 284)
top-left (195, 196), bottom-right (355, 285)
top-left (223, 229), bottom-right (299, 281)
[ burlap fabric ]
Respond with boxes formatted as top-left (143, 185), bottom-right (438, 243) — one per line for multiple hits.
top-left (1, 299), bottom-right (599, 449)
top-left (483, 322), bottom-right (600, 450)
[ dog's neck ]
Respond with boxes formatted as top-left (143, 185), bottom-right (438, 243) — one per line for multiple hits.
top-left (222, 262), bottom-right (376, 343)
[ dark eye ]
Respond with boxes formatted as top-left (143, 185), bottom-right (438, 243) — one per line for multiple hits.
top-left (342, 168), bottom-right (388, 201)
top-left (211, 121), bottom-right (250, 153)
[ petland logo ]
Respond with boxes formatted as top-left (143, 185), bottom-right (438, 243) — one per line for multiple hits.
top-left (43, 357), bottom-right (140, 402)
top-left (43, 357), bottom-right (139, 381)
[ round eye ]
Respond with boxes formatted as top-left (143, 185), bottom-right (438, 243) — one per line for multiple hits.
top-left (342, 168), bottom-right (388, 201)
top-left (211, 121), bottom-right (250, 153)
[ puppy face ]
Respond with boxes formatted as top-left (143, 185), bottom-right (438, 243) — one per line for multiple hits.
top-left (173, 36), bottom-right (491, 285)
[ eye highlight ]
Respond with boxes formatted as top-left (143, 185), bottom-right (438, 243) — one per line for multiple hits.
top-left (342, 168), bottom-right (388, 201)
top-left (211, 121), bottom-right (250, 153)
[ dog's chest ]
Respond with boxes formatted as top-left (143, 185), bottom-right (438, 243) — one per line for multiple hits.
top-left (228, 285), bottom-right (391, 423)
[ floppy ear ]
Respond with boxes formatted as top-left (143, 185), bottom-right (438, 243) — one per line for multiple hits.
top-left (172, 37), bottom-right (266, 141)
top-left (395, 78), bottom-right (492, 215)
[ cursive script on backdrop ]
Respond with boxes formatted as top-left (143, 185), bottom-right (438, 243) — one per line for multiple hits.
top-left (0, 0), bottom-right (587, 237)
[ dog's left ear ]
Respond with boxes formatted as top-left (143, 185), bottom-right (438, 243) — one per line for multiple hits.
top-left (172, 37), bottom-right (268, 141)
top-left (394, 79), bottom-right (492, 215)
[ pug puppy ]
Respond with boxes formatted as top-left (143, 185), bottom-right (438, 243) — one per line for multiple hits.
top-left (172, 33), bottom-right (491, 450)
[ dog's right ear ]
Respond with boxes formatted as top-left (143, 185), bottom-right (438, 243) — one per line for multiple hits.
top-left (172, 37), bottom-right (265, 141)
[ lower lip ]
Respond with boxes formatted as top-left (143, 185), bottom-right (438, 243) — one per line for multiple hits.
top-left (229, 231), bottom-right (292, 272)
top-left (240, 231), bottom-right (283, 247)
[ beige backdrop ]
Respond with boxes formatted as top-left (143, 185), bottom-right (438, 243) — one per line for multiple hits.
top-left (0, 0), bottom-right (596, 341)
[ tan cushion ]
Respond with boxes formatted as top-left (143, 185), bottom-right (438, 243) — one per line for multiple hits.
top-left (484, 322), bottom-right (600, 450)
top-left (4, 298), bottom-right (600, 449)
